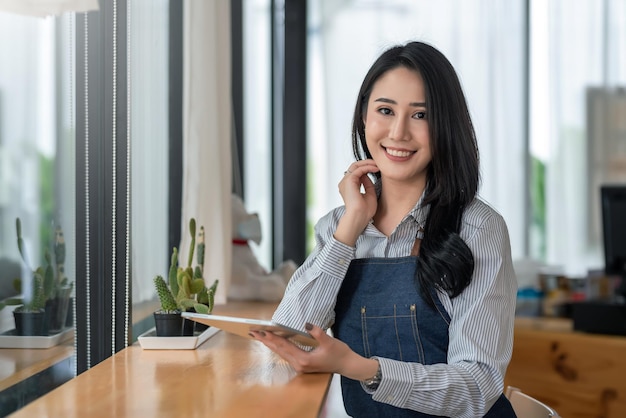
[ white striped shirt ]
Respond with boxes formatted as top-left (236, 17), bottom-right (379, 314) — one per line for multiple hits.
top-left (273, 196), bottom-right (517, 417)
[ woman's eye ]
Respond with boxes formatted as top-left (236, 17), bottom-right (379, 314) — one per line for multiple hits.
top-left (413, 111), bottom-right (426, 119)
top-left (378, 107), bottom-right (393, 115)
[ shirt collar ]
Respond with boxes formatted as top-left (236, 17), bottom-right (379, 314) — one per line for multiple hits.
top-left (408, 189), bottom-right (429, 230)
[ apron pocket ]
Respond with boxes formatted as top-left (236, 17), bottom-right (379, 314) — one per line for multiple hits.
top-left (360, 303), bottom-right (425, 363)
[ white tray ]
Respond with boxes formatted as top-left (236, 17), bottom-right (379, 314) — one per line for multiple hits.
top-left (137, 326), bottom-right (220, 350)
top-left (0, 327), bottom-right (74, 349)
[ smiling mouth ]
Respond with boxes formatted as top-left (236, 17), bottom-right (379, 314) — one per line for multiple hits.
top-left (384, 147), bottom-right (415, 158)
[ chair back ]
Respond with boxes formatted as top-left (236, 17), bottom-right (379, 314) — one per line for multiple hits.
top-left (505, 386), bottom-right (561, 418)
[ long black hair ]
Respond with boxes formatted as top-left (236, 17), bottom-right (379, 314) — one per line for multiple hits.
top-left (351, 41), bottom-right (479, 299)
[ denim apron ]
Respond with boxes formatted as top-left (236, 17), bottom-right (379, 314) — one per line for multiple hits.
top-left (332, 256), bottom-right (516, 417)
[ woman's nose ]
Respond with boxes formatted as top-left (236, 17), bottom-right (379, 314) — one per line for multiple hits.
top-left (389, 118), bottom-right (410, 141)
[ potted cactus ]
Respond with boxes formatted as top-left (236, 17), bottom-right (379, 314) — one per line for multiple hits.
top-left (0, 219), bottom-right (46, 335)
top-left (0, 218), bottom-right (73, 336)
top-left (0, 218), bottom-right (50, 335)
top-left (153, 218), bottom-right (219, 336)
top-left (10, 270), bottom-right (47, 336)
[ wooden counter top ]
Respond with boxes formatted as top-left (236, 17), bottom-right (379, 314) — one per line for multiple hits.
top-left (0, 339), bottom-right (74, 392)
top-left (9, 302), bottom-right (333, 418)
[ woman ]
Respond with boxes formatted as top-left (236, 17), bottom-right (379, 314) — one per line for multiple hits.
top-left (251, 41), bottom-right (517, 417)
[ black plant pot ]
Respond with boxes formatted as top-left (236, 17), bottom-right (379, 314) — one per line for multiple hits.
top-left (195, 321), bottom-right (209, 333)
top-left (45, 289), bottom-right (71, 334)
top-left (184, 307), bottom-right (208, 333)
top-left (13, 309), bottom-right (47, 336)
top-left (153, 312), bottom-right (183, 336)
top-left (182, 309), bottom-right (196, 336)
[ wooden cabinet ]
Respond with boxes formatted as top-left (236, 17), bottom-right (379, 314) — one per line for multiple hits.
top-left (505, 317), bottom-right (626, 418)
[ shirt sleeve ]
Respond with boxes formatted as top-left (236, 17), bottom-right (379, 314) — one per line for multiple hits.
top-left (369, 209), bottom-right (517, 417)
top-left (272, 208), bottom-right (355, 331)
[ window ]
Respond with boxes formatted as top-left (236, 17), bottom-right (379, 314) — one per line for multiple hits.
top-left (242, 0), bottom-right (273, 269)
top-left (238, 0), bottom-right (626, 286)
top-left (529, 0), bottom-right (626, 276)
top-left (306, 0), bottom-right (526, 258)
top-left (0, 10), bottom-right (76, 413)
top-left (129, 0), bottom-right (170, 336)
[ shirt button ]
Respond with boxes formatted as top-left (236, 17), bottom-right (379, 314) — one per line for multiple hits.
top-left (338, 258), bottom-right (345, 265)
top-left (386, 396), bottom-right (394, 402)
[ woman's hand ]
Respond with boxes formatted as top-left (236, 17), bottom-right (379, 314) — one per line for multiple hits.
top-left (335, 159), bottom-right (380, 246)
top-left (250, 323), bottom-right (378, 381)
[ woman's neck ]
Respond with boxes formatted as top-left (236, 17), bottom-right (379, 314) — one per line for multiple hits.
top-left (373, 178), bottom-right (425, 236)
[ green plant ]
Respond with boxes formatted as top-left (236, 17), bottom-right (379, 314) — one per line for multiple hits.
top-left (0, 218), bottom-right (73, 313)
top-left (154, 218), bottom-right (219, 315)
top-left (7, 269), bottom-right (46, 312)
top-left (0, 218), bottom-right (54, 312)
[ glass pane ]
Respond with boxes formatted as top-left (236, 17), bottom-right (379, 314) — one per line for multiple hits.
top-left (130, 0), bottom-right (170, 338)
top-left (529, 0), bottom-right (626, 276)
top-left (0, 10), bottom-right (75, 414)
top-left (243, 0), bottom-right (273, 269)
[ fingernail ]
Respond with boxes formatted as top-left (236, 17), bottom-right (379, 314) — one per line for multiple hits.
top-left (305, 322), bottom-right (313, 331)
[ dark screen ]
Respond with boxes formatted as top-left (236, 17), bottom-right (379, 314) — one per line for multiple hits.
top-left (601, 186), bottom-right (626, 276)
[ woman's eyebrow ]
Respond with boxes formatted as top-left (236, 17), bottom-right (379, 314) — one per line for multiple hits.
top-left (373, 97), bottom-right (426, 107)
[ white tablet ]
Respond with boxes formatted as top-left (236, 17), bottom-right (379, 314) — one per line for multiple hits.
top-left (181, 312), bottom-right (319, 348)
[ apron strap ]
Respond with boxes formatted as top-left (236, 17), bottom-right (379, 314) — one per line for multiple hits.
top-left (411, 238), bottom-right (421, 256)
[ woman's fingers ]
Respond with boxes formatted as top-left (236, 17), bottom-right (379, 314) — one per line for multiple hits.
top-left (339, 160), bottom-right (379, 200)
top-left (304, 322), bottom-right (327, 339)
top-left (345, 159), bottom-right (378, 171)
top-left (249, 329), bottom-right (311, 355)
top-left (250, 329), bottom-right (313, 373)
top-left (250, 324), bottom-right (341, 374)
top-left (343, 160), bottom-right (379, 179)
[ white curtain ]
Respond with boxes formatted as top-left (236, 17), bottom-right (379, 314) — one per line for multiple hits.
top-left (180, 0), bottom-right (232, 304)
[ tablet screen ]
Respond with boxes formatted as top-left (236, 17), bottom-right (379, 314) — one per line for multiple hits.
top-left (182, 312), bottom-right (319, 348)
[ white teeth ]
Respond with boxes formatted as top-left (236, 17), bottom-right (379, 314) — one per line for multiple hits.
top-left (386, 148), bottom-right (413, 157)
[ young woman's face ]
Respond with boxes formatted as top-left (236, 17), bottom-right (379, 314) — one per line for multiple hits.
top-left (364, 66), bottom-right (431, 185)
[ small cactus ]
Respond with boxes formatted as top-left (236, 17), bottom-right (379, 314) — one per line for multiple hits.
top-left (54, 225), bottom-right (67, 286)
top-left (30, 272), bottom-right (46, 311)
top-left (197, 226), bottom-right (205, 275)
top-left (154, 275), bottom-right (178, 312)
top-left (196, 279), bottom-right (218, 314)
top-left (187, 218), bottom-right (196, 269)
top-left (14, 270), bottom-right (46, 312)
top-left (168, 247), bottom-right (179, 297)
top-left (43, 251), bottom-right (55, 299)
top-left (16, 218), bottom-right (31, 270)
top-left (154, 218), bottom-right (219, 316)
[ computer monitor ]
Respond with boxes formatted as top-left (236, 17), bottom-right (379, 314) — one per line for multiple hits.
top-left (601, 185), bottom-right (626, 298)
